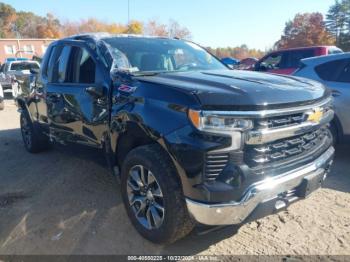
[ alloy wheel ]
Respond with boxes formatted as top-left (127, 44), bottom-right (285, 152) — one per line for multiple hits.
top-left (21, 115), bottom-right (32, 149)
top-left (127, 165), bottom-right (165, 230)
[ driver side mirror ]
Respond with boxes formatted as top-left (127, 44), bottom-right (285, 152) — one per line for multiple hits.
top-left (85, 85), bottom-right (104, 98)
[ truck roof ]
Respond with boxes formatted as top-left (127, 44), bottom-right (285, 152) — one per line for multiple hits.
top-left (62, 32), bottom-right (172, 42)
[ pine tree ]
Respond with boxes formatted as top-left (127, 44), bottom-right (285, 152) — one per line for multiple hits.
top-left (326, 0), bottom-right (350, 51)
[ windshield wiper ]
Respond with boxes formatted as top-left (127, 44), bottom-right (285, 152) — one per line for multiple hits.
top-left (132, 71), bottom-right (168, 77)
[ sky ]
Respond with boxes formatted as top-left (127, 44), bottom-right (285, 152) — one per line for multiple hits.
top-left (6, 0), bottom-right (336, 50)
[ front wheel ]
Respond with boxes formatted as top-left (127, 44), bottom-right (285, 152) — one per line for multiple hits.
top-left (121, 144), bottom-right (194, 244)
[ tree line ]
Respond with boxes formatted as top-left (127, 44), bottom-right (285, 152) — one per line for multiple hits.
top-left (0, 2), bottom-right (191, 39)
top-left (275, 0), bottom-right (350, 51)
top-left (326, 0), bottom-right (350, 51)
top-left (0, 0), bottom-right (349, 59)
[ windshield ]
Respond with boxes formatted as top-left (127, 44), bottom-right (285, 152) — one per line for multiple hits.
top-left (10, 62), bottom-right (39, 71)
top-left (101, 37), bottom-right (226, 74)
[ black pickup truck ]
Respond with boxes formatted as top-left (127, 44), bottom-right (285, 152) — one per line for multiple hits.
top-left (16, 34), bottom-right (335, 244)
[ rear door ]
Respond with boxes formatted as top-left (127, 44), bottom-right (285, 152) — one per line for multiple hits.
top-left (46, 41), bottom-right (109, 147)
top-left (315, 58), bottom-right (350, 135)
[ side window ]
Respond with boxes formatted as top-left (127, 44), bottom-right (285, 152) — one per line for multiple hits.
top-left (260, 53), bottom-right (283, 70)
top-left (41, 46), bottom-right (54, 78)
top-left (315, 59), bottom-right (350, 82)
top-left (328, 47), bottom-right (343, 55)
top-left (71, 47), bottom-right (96, 84)
top-left (51, 46), bottom-right (71, 83)
top-left (287, 50), bottom-right (314, 68)
top-left (337, 61), bottom-right (350, 83)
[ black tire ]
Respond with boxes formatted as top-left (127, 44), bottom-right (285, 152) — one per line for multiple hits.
top-left (121, 144), bottom-right (195, 244)
top-left (330, 122), bottom-right (338, 146)
top-left (20, 111), bottom-right (51, 153)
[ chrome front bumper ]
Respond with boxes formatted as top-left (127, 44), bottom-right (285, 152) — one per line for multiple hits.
top-left (186, 146), bottom-right (335, 225)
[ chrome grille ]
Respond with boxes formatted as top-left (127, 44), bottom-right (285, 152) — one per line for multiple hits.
top-left (256, 113), bottom-right (305, 129)
top-left (255, 105), bottom-right (332, 130)
top-left (245, 128), bottom-right (329, 168)
top-left (204, 153), bottom-right (229, 181)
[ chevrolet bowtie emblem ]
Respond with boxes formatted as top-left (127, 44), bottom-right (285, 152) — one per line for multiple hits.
top-left (307, 108), bottom-right (324, 123)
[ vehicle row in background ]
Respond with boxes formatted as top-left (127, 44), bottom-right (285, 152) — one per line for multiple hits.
top-left (294, 52), bottom-right (350, 143)
top-left (221, 46), bottom-right (343, 75)
top-left (253, 46), bottom-right (342, 75)
top-left (0, 59), bottom-right (40, 98)
top-left (0, 83), bottom-right (4, 110)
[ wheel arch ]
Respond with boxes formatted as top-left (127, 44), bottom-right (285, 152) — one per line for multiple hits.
top-left (331, 113), bottom-right (344, 143)
top-left (18, 98), bottom-right (35, 122)
top-left (114, 121), bottom-right (157, 169)
top-left (109, 120), bottom-right (191, 193)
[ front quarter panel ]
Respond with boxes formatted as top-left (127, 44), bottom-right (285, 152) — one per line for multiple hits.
top-left (109, 79), bottom-right (234, 201)
top-left (111, 80), bottom-right (200, 137)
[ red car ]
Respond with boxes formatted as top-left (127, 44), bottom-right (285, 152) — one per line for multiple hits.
top-left (253, 46), bottom-right (343, 75)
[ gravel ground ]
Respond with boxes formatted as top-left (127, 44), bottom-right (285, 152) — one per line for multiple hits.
top-left (0, 97), bottom-right (349, 255)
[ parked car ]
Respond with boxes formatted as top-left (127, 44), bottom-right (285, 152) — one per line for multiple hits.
top-left (294, 53), bottom-right (350, 143)
top-left (16, 34), bottom-right (334, 244)
top-left (238, 57), bottom-right (258, 70)
top-left (221, 57), bottom-right (240, 68)
top-left (253, 46), bottom-right (343, 75)
top-left (0, 83), bottom-right (4, 110)
top-left (0, 60), bottom-right (40, 97)
top-left (1, 58), bottom-right (30, 90)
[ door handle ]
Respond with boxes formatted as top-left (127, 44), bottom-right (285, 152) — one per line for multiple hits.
top-left (86, 86), bottom-right (103, 98)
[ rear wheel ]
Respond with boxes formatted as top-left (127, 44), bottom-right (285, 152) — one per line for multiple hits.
top-left (20, 111), bottom-right (51, 153)
top-left (121, 144), bottom-right (194, 244)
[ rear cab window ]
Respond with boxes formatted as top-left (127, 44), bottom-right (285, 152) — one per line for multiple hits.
top-left (9, 62), bottom-right (39, 71)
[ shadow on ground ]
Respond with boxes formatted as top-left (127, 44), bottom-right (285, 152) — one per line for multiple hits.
top-left (0, 127), bottom-right (349, 255)
top-left (0, 127), bottom-right (242, 255)
top-left (324, 144), bottom-right (350, 194)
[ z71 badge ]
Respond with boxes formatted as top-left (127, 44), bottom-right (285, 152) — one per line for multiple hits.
top-left (118, 84), bottom-right (137, 93)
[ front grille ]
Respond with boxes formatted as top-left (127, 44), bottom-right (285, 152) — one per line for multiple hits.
top-left (244, 128), bottom-right (329, 168)
top-left (256, 113), bottom-right (305, 129)
top-left (255, 106), bottom-right (332, 130)
top-left (204, 153), bottom-right (229, 181)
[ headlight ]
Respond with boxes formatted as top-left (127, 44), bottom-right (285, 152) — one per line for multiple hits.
top-left (188, 109), bottom-right (253, 132)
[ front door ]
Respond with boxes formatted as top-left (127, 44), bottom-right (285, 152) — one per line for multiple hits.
top-left (256, 52), bottom-right (289, 74)
top-left (45, 42), bottom-right (109, 147)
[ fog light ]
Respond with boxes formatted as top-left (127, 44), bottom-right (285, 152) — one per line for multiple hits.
top-left (275, 200), bottom-right (286, 210)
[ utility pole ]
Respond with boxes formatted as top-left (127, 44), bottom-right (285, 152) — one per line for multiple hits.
top-left (12, 24), bottom-right (23, 58)
top-left (128, 0), bottom-right (130, 33)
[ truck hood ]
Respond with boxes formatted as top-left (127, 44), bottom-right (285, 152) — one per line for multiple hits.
top-left (135, 69), bottom-right (328, 110)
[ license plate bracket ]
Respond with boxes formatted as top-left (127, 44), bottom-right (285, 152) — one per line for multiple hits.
top-left (297, 171), bottom-right (324, 198)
